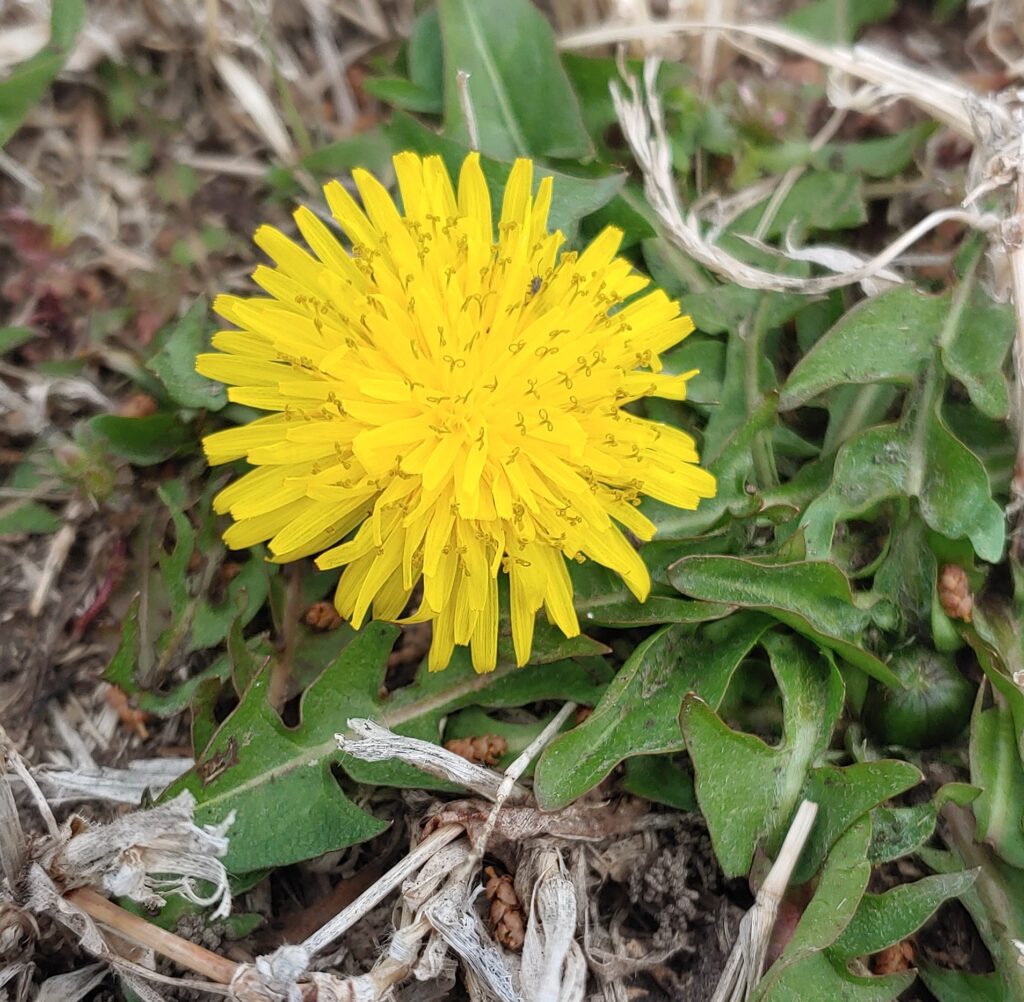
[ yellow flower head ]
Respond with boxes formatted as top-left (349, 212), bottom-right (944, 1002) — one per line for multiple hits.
top-left (197, 152), bottom-right (715, 672)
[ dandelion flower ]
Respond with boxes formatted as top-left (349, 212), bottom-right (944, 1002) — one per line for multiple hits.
top-left (197, 152), bottom-right (716, 672)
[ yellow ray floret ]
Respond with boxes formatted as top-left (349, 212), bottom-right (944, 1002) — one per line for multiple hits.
top-left (197, 151), bottom-right (716, 672)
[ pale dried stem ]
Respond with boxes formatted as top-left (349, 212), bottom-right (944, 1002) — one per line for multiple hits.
top-left (753, 106), bottom-right (846, 242)
top-left (469, 701), bottom-right (578, 857)
top-left (5, 739), bottom-right (59, 838)
top-left (300, 822), bottom-right (464, 958)
top-left (303, 0), bottom-right (360, 129)
top-left (981, 0), bottom-right (1024, 76)
top-left (29, 500), bottom-right (85, 618)
top-left (563, 20), bottom-right (982, 137)
top-left (593, 17), bottom-right (1024, 535)
top-left (711, 800), bottom-right (818, 1002)
top-left (611, 61), bottom-right (997, 295)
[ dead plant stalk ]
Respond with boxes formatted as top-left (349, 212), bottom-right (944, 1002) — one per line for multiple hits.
top-left (567, 19), bottom-right (1024, 527)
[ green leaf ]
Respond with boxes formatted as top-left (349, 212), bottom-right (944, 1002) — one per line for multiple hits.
top-left (0, 500), bottom-right (61, 536)
top-left (534, 616), bottom-right (771, 811)
top-left (789, 814), bottom-right (874, 955)
top-left (562, 53), bottom-right (643, 151)
top-left (190, 556), bottom-right (271, 652)
top-left (682, 634), bottom-right (919, 880)
top-left (364, 10), bottom-right (443, 114)
top-left (751, 817), bottom-right (875, 1000)
top-left (796, 760), bottom-right (922, 883)
top-left (680, 287), bottom-right (805, 338)
top-left (621, 756), bottom-right (696, 810)
top-left (918, 967), bottom-right (1011, 1002)
top-left (170, 625), bottom-right (395, 872)
top-left (868, 804), bottom-right (937, 863)
top-left (920, 408), bottom-right (1006, 563)
top-left (88, 413), bottom-right (193, 465)
top-left (384, 113), bottom-right (620, 239)
top-left (642, 393), bottom-right (778, 539)
top-left (801, 409), bottom-right (1005, 565)
top-left (814, 123), bottom-right (937, 179)
top-left (941, 292), bottom-right (1014, 420)
top-left (438, 0), bottom-right (592, 160)
top-left (300, 129), bottom-right (395, 182)
top-left (662, 335), bottom-right (724, 406)
top-left (175, 623), bottom-right (609, 871)
top-left (680, 634), bottom-right (844, 877)
top-left (681, 696), bottom-right (784, 878)
top-left (752, 812), bottom-right (924, 999)
top-left (780, 287), bottom-right (947, 411)
top-left (363, 77), bottom-right (441, 114)
top-left (783, 0), bottom-right (896, 42)
top-left (570, 561), bottom-right (730, 628)
top-left (0, 0), bottom-right (85, 147)
top-left (731, 171), bottom-right (866, 238)
top-left (0, 327), bottom-right (34, 354)
top-left (872, 511), bottom-right (935, 631)
top-left (105, 482), bottom-right (281, 697)
top-left (970, 683), bottom-right (1024, 867)
top-left (148, 298), bottom-right (227, 410)
top-left (920, 817), bottom-right (1024, 1001)
top-left (757, 951), bottom-right (914, 1002)
top-left (515, 620), bottom-right (609, 664)
top-left (830, 870), bottom-right (978, 960)
top-left (578, 182), bottom-right (658, 249)
top-left (668, 556), bottom-right (899, 685)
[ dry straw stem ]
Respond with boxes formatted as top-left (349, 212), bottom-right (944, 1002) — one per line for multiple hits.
top-left (66, 887), bottom-right (237, 986)
top-left (711, 800), bottom-right (819, 1002)
top-left (606, 55), bottom-right (998, 296)
top-left (298, 821), bottom-right (465, 958)
top-left (565, 16), bottom-right (1024, 523)
top-left (469, 700), bottom-right (578, 857)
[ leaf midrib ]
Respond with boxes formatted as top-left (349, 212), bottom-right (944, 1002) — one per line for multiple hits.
top-left (455, 0), bottom-right (528, 156)
top-left (193, 657), bottom-right (524, 815)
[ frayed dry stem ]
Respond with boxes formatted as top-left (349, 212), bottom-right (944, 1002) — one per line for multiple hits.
top-left (337, 719), bottom-right (525, 802)
top-left (712, 800), bottom-right (818, 1002)
top-left (299, 822), bottom-right (464, 958)
top-left (29, 500), bottom-right (85, 618)
top-left (3, 736), bottom-right (58, 839)
top-left (469, 701), bottom-right (577, 857)
top-left (595, 19), bottom-right (1024, 532)
top-left (610, 58), bottom-right (999, 296)
top-left (563, 20), bottom-right (990, 138)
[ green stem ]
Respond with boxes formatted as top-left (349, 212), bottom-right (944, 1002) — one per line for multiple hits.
top-left (744, 296), bottom-right (777, 488)
top-left (906, 254), bottom-right (979, 497)
top-left (824, 383), bottom-right (895, 454)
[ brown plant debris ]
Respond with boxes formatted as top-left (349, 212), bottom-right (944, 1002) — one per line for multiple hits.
top-left (872, 939), bottom-right (916, 975)
top-left (938, 564), bottom-right (974, 622)
top-left (303, 600), bottom-right (343, 631)
top-left (484, 865), bottom-right (525, 951)
top-left (444, 734), bottom-right (508, 767)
